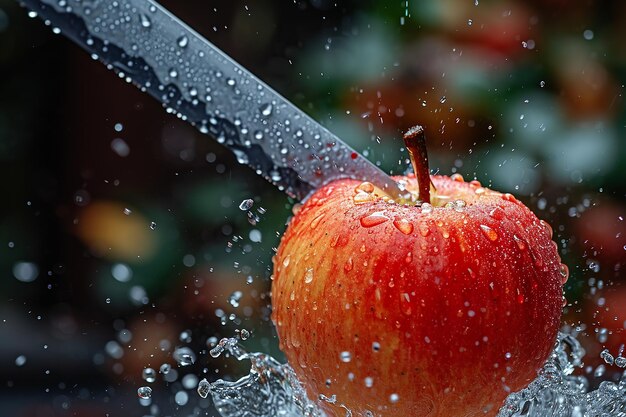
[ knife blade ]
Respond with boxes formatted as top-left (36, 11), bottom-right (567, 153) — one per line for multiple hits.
top-left (20, 0), bottom-right (401, 200)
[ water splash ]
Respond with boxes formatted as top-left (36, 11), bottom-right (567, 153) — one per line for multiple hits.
top-left (208, 338), bottom-right (323, 417)
top-left (138, 330), bottom-right (624, 417)
top-left (497, 332), bottom-right (626, 417)
top-left (208, 333), bottom-right (625, 417)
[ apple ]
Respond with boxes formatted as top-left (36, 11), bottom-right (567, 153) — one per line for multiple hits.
top-left (271, 127), bottom-right (566, 416)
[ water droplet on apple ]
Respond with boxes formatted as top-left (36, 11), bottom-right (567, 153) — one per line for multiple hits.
top-left (364, 377), bottom-right (374, 388)
top-left (540, 219), bottom-right (553, 238)
top-left (453, 199), bottom-right (467, 212)
top-left (489, 207), bottom-right (504, 220)
top-left (421, 203), bottom-right (433, 214)
top-left (502, 193), bottom-right (516, 202)
top-left (372, 342), bottom-right (381, 351)
top-left (450, 173), bottom-right (464, 182)
top-left (344, 258), bottom-right (353, 272)
top-left (390, 393), bottom-right (400, 403)
top-left (475, 187), bottom-right (486, 195)
top-left (400, 293), bottom-right (412, 315)
top-left (310, 213), bottom-right (325, 229)
top-left (304, 268), bottom-right (314, 284)
top-left (405, 252), bottom-right (412, 264)
top-left (360, 244), bottom-right (366, 253)
top-left (559, 263), bottom-right (569, 284)
top-left (282, 256), bottom-right (290, 267)
top-left (356, 181), bottom-right (375, 193)
top-left (419, 224), bottom-right (430, 237)
top-left (360, 211), bottom-right (389, 228)
top-left (517, 293), bottom-right (525, 304)
top-left (480, 224), bottom-right (498, 241)
top-left (354, 191), bottom-right (375, 204)
top-left (513, 234), bottom-right (526, 250)
top-left (393, 218), bottom-right (414, 235)
top-left (470, 180), bottom-right (482, 187)
top-left (340, 351), bottom-right (352, 362)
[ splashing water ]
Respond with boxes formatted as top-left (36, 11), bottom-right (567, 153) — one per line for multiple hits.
top-left (139, 330), bottom-right (624, 417)
top-left (208, 338), bottom-right (323, 417)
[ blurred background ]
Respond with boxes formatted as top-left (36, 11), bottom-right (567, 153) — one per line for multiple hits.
top-left (0, 0), bottom-right (625, 416)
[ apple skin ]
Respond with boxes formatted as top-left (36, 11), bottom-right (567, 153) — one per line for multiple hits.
top-left (271, 174), bottom-right (565, 417)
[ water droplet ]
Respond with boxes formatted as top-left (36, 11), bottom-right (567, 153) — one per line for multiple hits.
top-left (159, 363), bottom-right (171, 374)
top-left (540, 220), bottom-right (553, 238)
top-left (559, 263), bottom-right (569, 284)
top-left (149, 221), bottom-right (157, 230)
top-left (480, 224), bottom-right (498, 241)
top-left (229, 291), bottom-right (243, 308)
top-left (364, 377), bottom-right (374, 388)
top-left (15, 355), bottom-right (26, 366)
top-left (421, 203), bottom-right (433, 214)
top-left (123, 207), bottom-right (132, 215)
top-left (340, 351), bottom-right (352, 362)
top-left (310, 213), bottom-right (325, 229)
top-left (356, 182), bottom-right (375, 193)
top-left (600, 349), bottom-right (614, 365)
top-left (139, 13), bottom-right (152, 28)
top-left (239, 199), bottom-right (254, 211)
top-left (360, 211), bottom-right (389, 228)
top-left (177, 35), bottom-right (189, 48)
top-left (12, 262), bottom-right (38, 282)
top-left (393, 218), bottom-right (413, 235)
top-left (353, 191), bottom-right (375, 204)
top-left (173, 347), bottom-right (196, 366)
top-left (400, 293), bottom-right (412, 315)
top-left (540, 80), bottom-right (546, 88)
top-left (259, 103), bottom-right (273, 117)
top-left (344, 258), bottom-right (353, 272)
top-left (239, 329), bottom-right (250, 340)
top-left (142, 367), bottom-right (156, 383)
top-left (419, 224), bottom-right (430, 237)
top-left (489, 207), bottom-right (504, 220)
top-left (137, 386), bottom-right (152, 399)
top-left (175, 390), bottom-right (189, 406)
top-left (451, 173), bottom-right (464, 182)
top-left (513, 235), bottom-right (526, 250)
top-left (254, 130), bottom-right (264, 140)
top-left (197, 378), bottom-right (211, 398)
top-left (304, 268), bottom-right (314, 284)
top-left (282, 256), bottom-right (290, 267)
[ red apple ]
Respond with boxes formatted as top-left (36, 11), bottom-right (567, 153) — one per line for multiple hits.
top-left (271, 127), bottom-right (566, 416)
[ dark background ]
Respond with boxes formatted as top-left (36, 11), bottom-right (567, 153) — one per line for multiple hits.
top-left (0, 0), bottom-right (625, 416)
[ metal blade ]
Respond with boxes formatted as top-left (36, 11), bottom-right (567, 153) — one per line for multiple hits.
top-left (20, 0), bottom-right (400, 200)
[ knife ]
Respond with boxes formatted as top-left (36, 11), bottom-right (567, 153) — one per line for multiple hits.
top-left (19, 0), bottom-right (401, 200)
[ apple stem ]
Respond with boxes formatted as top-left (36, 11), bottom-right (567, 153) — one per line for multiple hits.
top-left (403, 125), bottom-right (431, 204)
